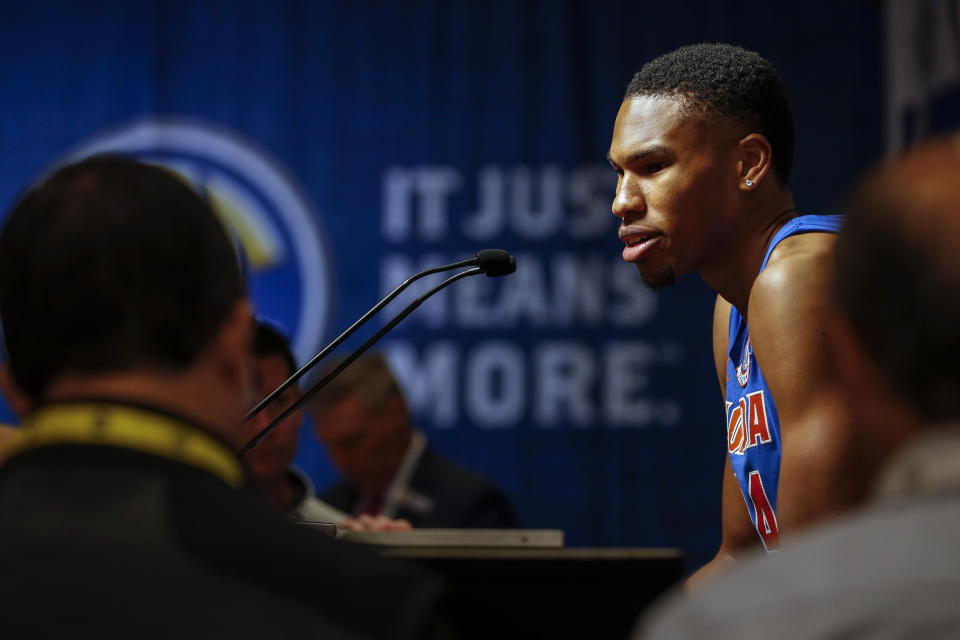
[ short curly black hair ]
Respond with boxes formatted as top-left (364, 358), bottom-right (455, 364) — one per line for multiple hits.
top-left (624, 43), bottom-right (795, 186)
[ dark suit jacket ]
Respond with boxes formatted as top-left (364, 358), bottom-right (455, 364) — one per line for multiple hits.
top-left (322, 444), bottom-right (517, 528)
top-left (0, 420), bottom-right (442, 639)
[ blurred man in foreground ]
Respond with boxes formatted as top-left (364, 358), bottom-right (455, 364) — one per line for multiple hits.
top-left (244, 321), bottom-right (411, 530)
top-left (638, 137), bottom-right (960, 637)
top-left (311, 353), bottom-right (517, 528)
top-left (0, 156), bottom-right (440, 638)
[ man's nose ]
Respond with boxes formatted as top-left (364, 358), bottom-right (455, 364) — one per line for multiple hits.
top-left (612, 175), bottom-right (644, 219)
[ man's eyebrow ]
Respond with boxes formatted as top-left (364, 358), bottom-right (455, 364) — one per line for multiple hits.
top-left (608, 144), bottom-right (672, 168)
top-left (622, 144), bottom-right (672, 164)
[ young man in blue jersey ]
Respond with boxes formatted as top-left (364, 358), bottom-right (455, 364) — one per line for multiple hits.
top-left (607, 44), bottom-right (862, 586)
top-left (635, 135), bottom-right (960, 640)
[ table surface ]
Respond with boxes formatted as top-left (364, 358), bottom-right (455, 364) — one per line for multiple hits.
top-left (337, 527), bottom-right (566, 548)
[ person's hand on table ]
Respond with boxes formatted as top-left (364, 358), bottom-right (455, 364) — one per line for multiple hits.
top-left (337, 514), bottom-right (413, 531)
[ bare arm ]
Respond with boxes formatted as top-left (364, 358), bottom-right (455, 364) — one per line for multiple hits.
top-left (747, 235), bottom-right (866, 532)
top-left (686, 295), bottom-right (762, 589)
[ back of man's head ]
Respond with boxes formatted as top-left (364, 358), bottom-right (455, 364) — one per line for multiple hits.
top-left (0, 155), bottom-right (245, 399)
top-left (624, 43), bottom-right (794, 187)
top-left (310, 352), bottom-right (405, 419)
top-left (835, 137), bottom-right (960, 424)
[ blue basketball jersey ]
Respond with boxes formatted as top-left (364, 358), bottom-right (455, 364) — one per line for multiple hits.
top-left (725, 214), bottom-right (844, 550)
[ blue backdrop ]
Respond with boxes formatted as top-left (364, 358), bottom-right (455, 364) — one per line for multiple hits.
top-left (0, 0), bottom-right (919, 572)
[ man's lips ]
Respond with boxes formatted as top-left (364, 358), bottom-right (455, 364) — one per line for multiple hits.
top-left (619, 229), bottom-right (663, 262)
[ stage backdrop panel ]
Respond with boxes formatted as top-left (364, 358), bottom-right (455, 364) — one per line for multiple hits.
top-left (1, 0), bottom-right (927, 572)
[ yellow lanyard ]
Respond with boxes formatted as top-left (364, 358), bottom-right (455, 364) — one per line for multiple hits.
top-left (10, 403), bottom-right (243, 487)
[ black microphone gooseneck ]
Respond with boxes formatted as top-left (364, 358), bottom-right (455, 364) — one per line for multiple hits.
top-left (241, 250), bottom-right (516, 454)
top-left (245, 252), bottom-right (499, 423)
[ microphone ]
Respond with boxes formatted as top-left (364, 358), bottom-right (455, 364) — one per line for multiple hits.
top-left (476, 249), bottom-right (516, 277)
top-left (245, 249), bottom-right (513, 423)
top-left (241, 251), bottom-right (517, 453)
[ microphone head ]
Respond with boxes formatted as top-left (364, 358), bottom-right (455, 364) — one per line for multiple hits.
top-left (476, 249), bottom-right (516, 277)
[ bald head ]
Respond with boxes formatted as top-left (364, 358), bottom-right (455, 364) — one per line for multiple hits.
top-left (835, 137), bottom-right (960, 423)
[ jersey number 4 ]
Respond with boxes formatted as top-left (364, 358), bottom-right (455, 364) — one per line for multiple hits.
top-left (747, 470), bottom-right (779, 550)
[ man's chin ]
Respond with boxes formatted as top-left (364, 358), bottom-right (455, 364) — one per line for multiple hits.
top-left (636, 264), bottom-right (676, 290)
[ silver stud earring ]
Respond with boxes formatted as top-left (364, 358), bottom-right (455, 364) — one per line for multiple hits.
top-left (745, 179), bottom-right (754, 188)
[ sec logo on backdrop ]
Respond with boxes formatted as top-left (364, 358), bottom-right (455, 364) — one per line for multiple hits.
top-left (56, 117), bottom-right (334, 366)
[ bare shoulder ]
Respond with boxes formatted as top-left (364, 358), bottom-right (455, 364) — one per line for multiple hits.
top-left (746, 231), bottom-right (840, 415)
top-left (748, 232), bottom-right (836, 329)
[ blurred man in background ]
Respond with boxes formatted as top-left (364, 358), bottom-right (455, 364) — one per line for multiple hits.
top-left (0, 156), bottom-right (440, 639)
top-left (638, 137), bottom-right (960, 638)
top-left (243, 320), bottom-right (350, 522)
top-left (311, 352), bottom-right (517, 528)
top-left (608, 43), bottom-right (864, 585)
top-left (244, 320), bottom-right (411, 530)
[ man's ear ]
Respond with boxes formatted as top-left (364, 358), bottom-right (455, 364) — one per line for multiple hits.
top-left (210, 298), bottom-right (255, 401)
top-left (827, 307), bottom-right (918, 451)
top-left (0, 364), bottom-right (32, 419)
top-left (737, 133), bottom-right (774, 191)
top-left (828, 308), bottom-right (878, 401)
